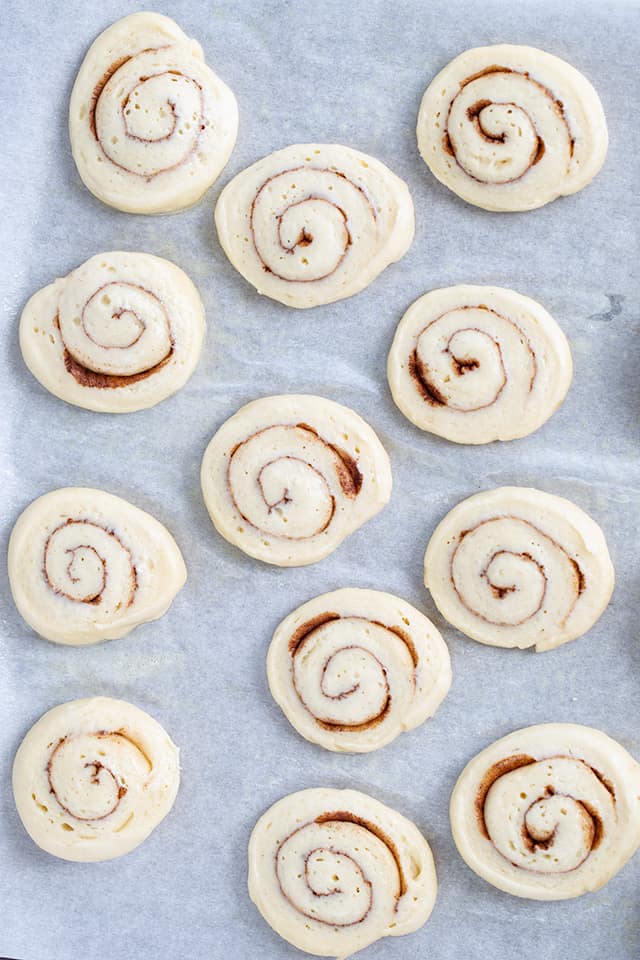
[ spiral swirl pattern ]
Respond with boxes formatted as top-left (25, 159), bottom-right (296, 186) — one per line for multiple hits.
top-left (215, 144), bottom-right (415, 307)
top-left (424, 487), bottom-right (614, 651)
top-left (268, 588), bottom-right (451, 752)
top-left (69, 13), bottom-right (238, 213)
top-left (417, 45), bottom-right (608, 211)
top-left (249, 788), bottom-right (437, 957)
top-left (20, 251), bottom-right (206, 413)
top-left (13, 698), bottom-right (180, 862)
top-left (450, 724), bottom-right (640, 899)
top-left (8, 487), bottom-right (186, 645)
top-left (388, 285), bottom-right (572, 443)
top-left (201, 396), bottom-right (392, 566)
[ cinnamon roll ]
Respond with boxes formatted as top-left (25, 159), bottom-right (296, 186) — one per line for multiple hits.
top-left (215, 143), bottom-right (414, 308)
top-left (249, 788), bottom-right (437, 957)
top-left (13, 697), bottom-right (180, 862)
top-left (417, 45), bottom-right (608, 211)
top-left (451, 723), bottom-right (640, 899)
top-left (267, 588), bottom-right (451, 752)
top-left (8, 487), bottom-right (186, 645)
top-left (200, 395), bottom-right (392, 566)
top-left (424, 487), bottom-right (614, 651)
top-left (69, 13), bottom-right (238, 213)
top-left (20, 251), bottom-right (206, 413)
top-left (388, 285), bottom-right (572, 443)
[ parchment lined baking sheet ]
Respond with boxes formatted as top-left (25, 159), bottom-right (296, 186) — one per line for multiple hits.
top-left (0, 1), bottom-right (638, 958)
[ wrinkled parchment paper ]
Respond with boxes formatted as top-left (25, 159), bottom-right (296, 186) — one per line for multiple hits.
top-left (1, 1), bottom-right (638, 958)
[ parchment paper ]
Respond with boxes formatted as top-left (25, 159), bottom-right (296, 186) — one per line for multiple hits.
top-left (1, 1), bottom-right (638, 958)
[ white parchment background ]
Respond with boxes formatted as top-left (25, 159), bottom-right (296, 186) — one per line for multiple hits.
top-left (0, 1), bottom-right (639, 958)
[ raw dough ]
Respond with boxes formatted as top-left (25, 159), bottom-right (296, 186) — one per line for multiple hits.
top-left (450, 723), bottom-right (640, 899)
top-left (201, 395), bottom-right (392, 566)
top-left (20, 251), bottom-right (206, 413)
top-left (417, 45), bottom-right (608, 212)
top-left (69, 12), bottom-right (238, 213)
top-left (267, 588), bottom-right (451, 752)
top-left (424, 486), bottom-right (614, 651)
top-left (13, 697), bottom-right (180, 862)
top-left (388, 285), bottom-right (572, 443)
top-left (215, 143), bottom-right (414, 307)
top-left (248, 787), bottom-right (437, 958)
top-left (8, 487), bottom-right (186, 645)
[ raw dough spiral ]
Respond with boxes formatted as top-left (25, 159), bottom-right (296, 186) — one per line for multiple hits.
top-left (450, 723), bottom-right (640, 899)
top-left (13, 698), bottom-right (180, 862)
top-left (201, 396), bottom-right (392, 566)
top-left (424, 487), bottom-right (614, 651)
top-left (388, 285), bottom-right (572, 443)
top-left (69, 13), bottom-right (238, 213)
top-left (20, 251), bottom-right (206, 413)
top-left (8, 487), bottom-right (186, 645)
top-left (249, 788), bottom-right (437, 958)
top-left (215, 143), bottom-right (414, 308)
top-left (417, 45), bottom-right (608, 211)
top-left (267, 588), bottom-right (451, 752)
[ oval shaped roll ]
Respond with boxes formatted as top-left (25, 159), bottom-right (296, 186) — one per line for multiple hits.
top-left (424, 487), bottom-right (614, 652)
top-left (388, 285), bottom-right (572, 443)
top-left (20, 251), bottom-right (206, 413)
top-left (201, 395), bottom-right (392, 566)
top-left (215, 143), bottom-right (414, 308)
top-left (450, 723), bottom-right (640, 899)
top-left (8, 487), bottom-right (186, 645)
top-left (249, 787), bottom-right (437, 957)
top-left (69, 12), bottom-right (238, 213)
top-left (267, 588), bottom-right (451, 752)
top-left (13, 697), bottom-right (180, 862)
top-left (417, 45), bottom-right (607, 212)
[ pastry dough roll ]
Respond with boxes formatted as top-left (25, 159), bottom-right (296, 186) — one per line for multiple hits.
top-left (249, 788), bottom-right (437, 958)
top-left (267, 588), bottom-right (451, 752)
top-left (69, 13), bottom-right (238, 213)
top-left (215, 143), bottom-right (414, 308)
top-left (450, 724), bottom-right (640, 899)
top-left (20, 252), bottom-right (205, 413)
top-left (424, 487), bottom-right (614, 652)
top-left (201, 395), bottom-right (392, 566)
top-left (13, 698), bottom-right (180, 862)
top-left (8, 487), bottom-right (186, 645)
top-left (417, 45), bottom-right (607, 212)
top-left (388, 285), bottom-right (572, 443)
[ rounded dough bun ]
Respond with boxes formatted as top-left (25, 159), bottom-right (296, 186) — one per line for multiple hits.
top-left (268, 587), bottom-right (451, 752)
top-left (13, 697), bottom-right (180, 862)
top-left (424, 486), bottom-right (614, 651)
top-left (249, 787), bottom-right (437, 957)
top-left (8, 487), bottom-right (186, 645)
top-left (215, 143), bottom-right (414, 308)
top-left (201, 395), bottom-right (392, 566)
top-left (417, 45), bottom-right (607, 211)
top-left (69, 12), bottom-right (238, 213)
top-left (450, 723), bottom-right (640, 899)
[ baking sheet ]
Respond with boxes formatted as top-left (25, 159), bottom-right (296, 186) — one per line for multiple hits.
top-left (1, 0), bottom-right (639, 958)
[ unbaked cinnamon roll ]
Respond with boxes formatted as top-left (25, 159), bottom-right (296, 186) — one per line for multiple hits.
top-left (200, 395), bottom-right (392, 566)
top-left (249, 788), bottom-right (437, 957)
top-left (267, 588), bottom-right (451, 752)
top-left (69, 13), bottom-right (238, 213)
top-left (13, 697), bottom-right (180, 862)
top-left (450, 723), bottom-right (640, 899)
top-left (417, 45), bottom-right (607, 211)
top-left (424, 487), bottom-right (614, 651)
top-left (388, 285), bottom-right (572, 443)
top-left (8, 487), bottom-right (186, 645)
top-left (215, 143), bottom-right (414, 308)
top-left (20, 251), bottom-right (206, 413)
